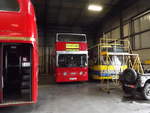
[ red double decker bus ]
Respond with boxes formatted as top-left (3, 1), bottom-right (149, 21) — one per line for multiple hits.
top-left (55, 33), bottom-right (88, 82)
top-left (0, 0), bottom-right (38, 107)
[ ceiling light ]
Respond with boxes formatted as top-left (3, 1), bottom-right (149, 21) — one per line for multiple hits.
top-left (88, 5), bottom-right (103, 12)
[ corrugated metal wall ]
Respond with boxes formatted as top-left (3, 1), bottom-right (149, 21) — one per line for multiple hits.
top-left (97, 0), bottom-right (150, 63)
top-left (38, 46), bottom-right (55, 84)
top-left (39, 47), bottom-right (53, 74)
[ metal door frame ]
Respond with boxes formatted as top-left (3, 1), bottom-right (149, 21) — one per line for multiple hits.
top-left (0, 44), bottom-right (3, 103)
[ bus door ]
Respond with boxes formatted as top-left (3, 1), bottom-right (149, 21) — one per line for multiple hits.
top-left (3, 45), bottom-right (21, 96)
top-left (3, 45), bottom-right (32, 101)
top-left (0, 44), bottom-right (3, 103)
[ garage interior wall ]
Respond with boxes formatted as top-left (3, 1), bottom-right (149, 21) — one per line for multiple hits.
top-left (97, 0), bottom-right (150, 63)
top-left (35, 0), bottom-right (150, 83)
top-left (33, 0), bottom-right (97, 82)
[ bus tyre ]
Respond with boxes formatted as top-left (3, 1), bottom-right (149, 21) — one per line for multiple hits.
top-left (143, 83), bottom-right (150, 100)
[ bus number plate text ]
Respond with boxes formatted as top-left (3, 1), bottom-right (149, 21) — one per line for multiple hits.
top-left (69, 78), bottom-right (77, 80)
top-left (66, 44), bottom-right (79, 49)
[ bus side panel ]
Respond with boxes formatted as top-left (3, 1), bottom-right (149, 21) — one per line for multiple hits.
top-left (32, 43), bottom-right (38, 103)
top-left (55, 67), bottom-right (88, 82)
top-left (27, 0), bottom-right (38, 103)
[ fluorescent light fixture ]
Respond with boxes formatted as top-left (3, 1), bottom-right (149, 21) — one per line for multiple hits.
top-left (88, 4), bottom-right (103, 11)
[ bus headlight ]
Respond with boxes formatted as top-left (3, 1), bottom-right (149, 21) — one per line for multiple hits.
top-left (79, 72), bottom-right (83, 75)
top-left (63, 72), bottom-right (67, 76)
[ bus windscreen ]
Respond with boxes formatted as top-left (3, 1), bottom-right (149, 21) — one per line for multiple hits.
top-left (58, 54), bottom-right (87, 67)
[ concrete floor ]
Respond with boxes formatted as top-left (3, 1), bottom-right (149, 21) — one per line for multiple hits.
top-left (0, 82), bottom-right (150, 113)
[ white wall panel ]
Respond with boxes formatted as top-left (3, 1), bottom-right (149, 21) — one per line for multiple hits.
top-left (133, 49), bottom-right (150, 62)
top-left (134, 35), bottom-right (140, 49)
top-left (123, 23), bottom-right (130, 37)
top-left (140, 14), bottom-right (150, 31)
top-left (141, 31), bottom-right (150, 48)
top-left (134, 19), bottom-right (140, 33)
top-left (105, 32), bottom-right (111, 39)
top-left (111, 27), bottom-right (120, 39)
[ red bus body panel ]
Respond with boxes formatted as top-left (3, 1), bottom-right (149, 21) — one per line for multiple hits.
top-left (56, 42), bottom-right (87, 51)
top-left (0, 0), bottom-right (37, 38)
top-left (0, 0), bottom-right (38, 107)
top-left (55, 67), bottom-right (88, 82)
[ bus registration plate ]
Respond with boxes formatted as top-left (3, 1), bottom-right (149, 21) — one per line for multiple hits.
top-left (69, 78), bottom-right (77, 80)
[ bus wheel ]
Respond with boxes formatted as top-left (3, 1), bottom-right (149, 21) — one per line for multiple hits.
top-left (143, 83), bottom-right (150, 100)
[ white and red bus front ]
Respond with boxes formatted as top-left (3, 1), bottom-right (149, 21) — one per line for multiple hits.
top-left (55, 33), bottom-right (88, 82)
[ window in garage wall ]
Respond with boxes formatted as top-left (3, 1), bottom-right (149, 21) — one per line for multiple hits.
top-left (105, 32), bottom-right (111, 39)
top-left (101, 32), bottom-right (111, 39)
top-left (99, 10), bottom-right (150, 50)
top-left (134, 35), bottom-right (141, 49)
top-left (99, 26), bottom-right (120, 41)
top-left (134, 31), bottom-right (150, 49)
top-left (132, 11), bottom-right (150, 50)
top-left (111, 27), bottom-right (120, 39)
top-left (140, 14), bottom-right (150, 31)
top-left (141, 31), bottom-right (150, 48)
top-left (133, 13), bottom-right (150, 33)
top-left (123, 23), bottom-right (130, 37)
top-left (99, 32), bottom-right (111, 41)
top-left (133, 18), bottom-right (140, 33)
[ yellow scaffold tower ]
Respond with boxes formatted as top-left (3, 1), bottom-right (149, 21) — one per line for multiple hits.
top-left (89, 38), bottom-right (144, 92)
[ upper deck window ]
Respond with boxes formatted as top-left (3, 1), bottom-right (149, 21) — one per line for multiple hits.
top-left (0, 0), bottom-right (19, 11)
top-left (57, 34), bottom-right (87, 42)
